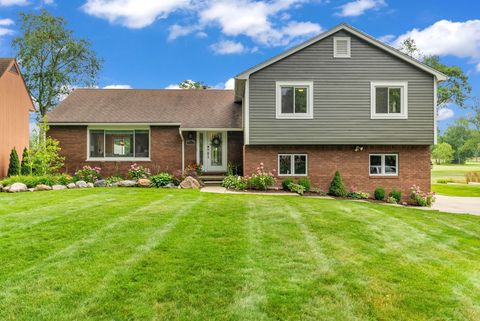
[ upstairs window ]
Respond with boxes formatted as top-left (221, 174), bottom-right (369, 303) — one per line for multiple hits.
top-left (334, 37), bottom-right (351, 58)
top-left (371, 81), bottom-right (408, 119)
top-left (88, 128), bottom-right (150, 160)
top-left (276, 81), bottom-right (313, 119)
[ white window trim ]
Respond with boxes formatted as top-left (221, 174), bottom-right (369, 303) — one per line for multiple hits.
top-left (86, 126), bottom-right (151, 161)
top-left (277, 154), bottom-right (308, 176)
top-left (370, 81), bottom-right (408, 119)
top-left (276, 81), bottom-right (314, 119)
top-left (369, 154), bottom-right (398, 177)
top-left (333, 37), bottom-right (351, 58)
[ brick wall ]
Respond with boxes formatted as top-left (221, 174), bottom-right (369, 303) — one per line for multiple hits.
top-left (49, 125), bottom-right (183, 176)
top-left (244, 145), bottom-right (431, 199)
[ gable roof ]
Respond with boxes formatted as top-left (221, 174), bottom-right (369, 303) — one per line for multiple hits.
top-left (235, 23), bottom-right (448, 81)
top-left (46, 89), bottom-right (242, 129)
top-left (0, 58), bottom-right (15, 77)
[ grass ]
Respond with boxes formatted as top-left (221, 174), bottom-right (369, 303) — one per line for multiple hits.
top-left (431, 161), bottom-right (480, 197)
top-left (1, 189), bottom-right (480, 320)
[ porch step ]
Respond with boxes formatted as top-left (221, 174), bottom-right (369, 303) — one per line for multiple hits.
top-left (201, 175), bottom-right (225, 186)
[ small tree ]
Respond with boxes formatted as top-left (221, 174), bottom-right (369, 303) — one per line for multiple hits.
top-left (20, 147), bottom-right (33, 175)
top-left (431, 143), bottom-right (454, 164)
top-left (7, 148), bottom-right (20, 177)
top-left (30, 118), bottom-right (65, 175)
top-left (328, 171), bottom-right (347, 197)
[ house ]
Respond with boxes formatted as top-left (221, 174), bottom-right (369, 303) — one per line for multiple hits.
top-left (0, 58), bottom-right (35, 177)
top-left (47, 24), bottom-right (447, 195)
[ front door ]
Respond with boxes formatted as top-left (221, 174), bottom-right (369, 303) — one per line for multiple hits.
top-left (198, 131), bottom-right (227, 172)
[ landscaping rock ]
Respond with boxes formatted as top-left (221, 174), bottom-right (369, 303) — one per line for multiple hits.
top-left (27, 188), bottom-right (34, 192)
top-left (118, 180), bottom-right (137, 187)
top-left (87, 182), bottom-right (94, 188)
top-left (164, 183), bottom-right (177, 189)
top-left (52, 185), bottom-right (67, 190)
top-left (3, 185), bottom-right (11, 192)
top-left (137, 178), bottom-right (151, 187)
top-left (94, 180), bottom-right (107, 187)
top-left (35, 184), bottom-right (52, 191)
top-left (0, 184), bottom-right (3, 191)
top-left (8, 183), bottom-right (27, 193)
top-left (67, 183), bottom-right (76, 189)
top-left (75, 181), bottom-right (88, 188)
top-left (179, 176), bottom-right (200, 189)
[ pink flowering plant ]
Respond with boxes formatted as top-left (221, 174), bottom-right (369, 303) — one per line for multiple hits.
top-left (74, 165), bottom-right (102, 183)
top-left (128, 163), bottom-right (151, 180)
top-left (409, 184), bottom-right (436, 207)
top-left (247, 162), bottom-right (276, 190)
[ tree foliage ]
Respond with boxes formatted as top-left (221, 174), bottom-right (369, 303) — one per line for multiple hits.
top-left (29, 119), bottom-right (65, 175)
top-left (398, 38), bottom-right (471, 107)
top-left (12, 10), bottom-right (102, 120)
top-left (440, 119), bottom-right (479, 164)
top-left (178, 80), bottom-right (210, 89)
top-left (431, 143), bottom-right (454, 164)
top-left (7, 148), bottom-right (20, 177)
top-left (20, 147), bottom-right (32, 176)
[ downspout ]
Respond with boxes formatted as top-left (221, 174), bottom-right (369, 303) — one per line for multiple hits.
top-left (179, 128), bottom-right (185, 173)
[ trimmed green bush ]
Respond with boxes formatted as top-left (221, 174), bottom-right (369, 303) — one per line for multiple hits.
top-left (150, 173), bottom-right (173, 187)
top-left (374, 187), bottom-right (386, 200)
top-left (281, 178), bottom-right (294, 191)
top-left (389, 189), bottom-right (402, 203)
top-left (20, 148), bottom-right (31, 176)
top-left (328, 171), bottom-right (347, 197)
top-left (0, 174), bottom-right (73, 188)
top-left (298, 177), bottom-right (311, 192)
top-left (7, 148), bottom-right (20, 177)
top-left (288, 183), bottom-right (305, 195)
top-left (222, 175), bottom-right (248, 190)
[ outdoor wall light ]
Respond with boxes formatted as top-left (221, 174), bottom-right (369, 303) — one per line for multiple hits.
top-left (354, 146), bottom-right (364, 152)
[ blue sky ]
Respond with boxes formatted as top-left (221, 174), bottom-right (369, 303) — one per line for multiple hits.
top-left (1, 0), bottom-right (479, 132)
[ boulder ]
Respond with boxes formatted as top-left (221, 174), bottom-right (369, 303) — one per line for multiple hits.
top-left (3, 185), bottom-right (11, 192)
top-left (75, 180), bottom-right (88, 188)
top-left (66, 183), bottom-right (77, 189)
top-left (179, 176), bottom-right (201, 189)
top-left (164, 183), bottom-right (177, 189)
top-left (52, 185), bottom-right (67, 190)
top-left (35, 184), bottom-right (52, 191)
top-left (87, 182), bottom-right (94, 188)
top-left (8, 183), bottom-right (28, 193)
top-left (94, 180), bottom-right (107, 187)
top-left (27, 188), bottom-right (35, 192)
top-left (137, 178), bottom-right (151, 187)
top-left (118, 180), bottom-right (137, 187)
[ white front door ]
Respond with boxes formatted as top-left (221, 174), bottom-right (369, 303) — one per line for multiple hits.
top-left (198, 131), bottom-right (227, 172)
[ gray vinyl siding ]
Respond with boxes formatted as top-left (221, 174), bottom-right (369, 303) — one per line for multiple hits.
top-left (248, 30), bottom-right (435, 145)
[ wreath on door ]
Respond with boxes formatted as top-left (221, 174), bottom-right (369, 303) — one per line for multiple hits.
top-left (211, 135), bottom-right (222, 147)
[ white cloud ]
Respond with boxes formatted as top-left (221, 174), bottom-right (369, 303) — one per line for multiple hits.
top-left (391, 20), bottom-right (480, 70)
top-left (103, 84), bottom-right (132, 89)
top-left (82, 0), bottom-right (191, 29)
top-left (211, 40), bottom-right (248, 55)
top-left (165, 83), bottom-right (180, 89)
top-left (0, 18), bottom-right (14, 26)
top-left (335, 0), bottom-right (386, 17)
top-left (224, 78), bottom-right (234, 89)
top-left (437, 107), bottom-right (454, 121)
top-left (168, 24), bottom-right (201, 41)
top-left (0, 0), bottom-right (28, 6)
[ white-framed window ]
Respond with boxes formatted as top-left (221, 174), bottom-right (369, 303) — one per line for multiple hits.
top-left (276, 81), bottom-right (313, 119)
top-left (371, 81), bottom-right (408, 119)
top-left (278, 154), bottom-right (308, 176)
top-left (87, 128), bottom-right (150, 161)
top-left (369, 154), bottom-right (398, 176)
top-left (333, 37), bottom-right (351, 58)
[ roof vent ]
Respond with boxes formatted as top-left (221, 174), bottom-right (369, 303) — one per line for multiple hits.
top-left (334, 37), bottom-right (351, 58)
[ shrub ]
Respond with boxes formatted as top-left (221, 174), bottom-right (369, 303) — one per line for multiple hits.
top-left (374, 187), bottom-right (385, 200)
top-left (386, 196), bottom-right (398, 204)
top-left (227, 162), bottom-right (242, 176)
top-left (7, 148), bottom-right (20, 177)
top-left (106, 176), bottom-right (123, 185)
top-left (465, 171), bottom-right (480, 183)
top-left (247, 163), bottom-right (276, 190)
top-left (74, 165), bottom-right (102, 183)
top-left (288, 183), bottom-right (305, 195)
top-left (128, 163), bottom-right (151, 180)
top-left (29, 119), bottom-right (64, 175)
top-left (281, 178), bottom-right (294, 191)
top-left (185, 163), bottom-right (203, 177)
top-left (20, 148), bottom-right (32, 176)
top-left (348, 191), bottom-right (370, 199)
top-left (328, 171), bottom-right (347, 197)
top-left (389, 189), bottom-right (402, 203)
top-left (150, 172), bottom-right (173, 187)
top-left (298, 177), bottom-right (311, 192)
top-left (410, 185), bottom-right (435, 207)
top-left (222, 175), bottom-right (248, 190)
top-left (0, 174), bottom-right (73, 188)
top-left (436, 179), bottom-right (453, 184)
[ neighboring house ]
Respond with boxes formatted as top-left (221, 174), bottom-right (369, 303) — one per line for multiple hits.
top-left (0, 58), bottom-right (35, 177)
top-left (47, 24), bottom-right (447, 195)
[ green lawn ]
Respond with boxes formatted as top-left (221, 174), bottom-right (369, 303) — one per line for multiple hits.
top-left (432, 183), bottom-right (480, 197)
top-left (1, 189), bottom-right (480, 321)
top-left (431, 161), bottom-right (480, 196)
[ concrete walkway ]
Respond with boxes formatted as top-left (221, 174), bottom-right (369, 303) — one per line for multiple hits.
top-left (432, 195), bottom-right (480, 216)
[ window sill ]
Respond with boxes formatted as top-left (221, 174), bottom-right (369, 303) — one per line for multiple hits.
top-left (278, 174), bottom-right (308, 177)
top-left (371, 114), bottom-right (408, 120)
top-left (276, 115), bottom-right (313, 120)
top-left (369, 175), bottom-right (399, 179)
top-left (86, 158), bottom-right (151, 162)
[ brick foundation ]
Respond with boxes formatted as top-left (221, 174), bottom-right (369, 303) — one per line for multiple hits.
top-left (244, 145), bottom-right (431, 200)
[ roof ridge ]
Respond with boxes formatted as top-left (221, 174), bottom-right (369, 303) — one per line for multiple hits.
top-left (73, 88), bottom-right (234, 91)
